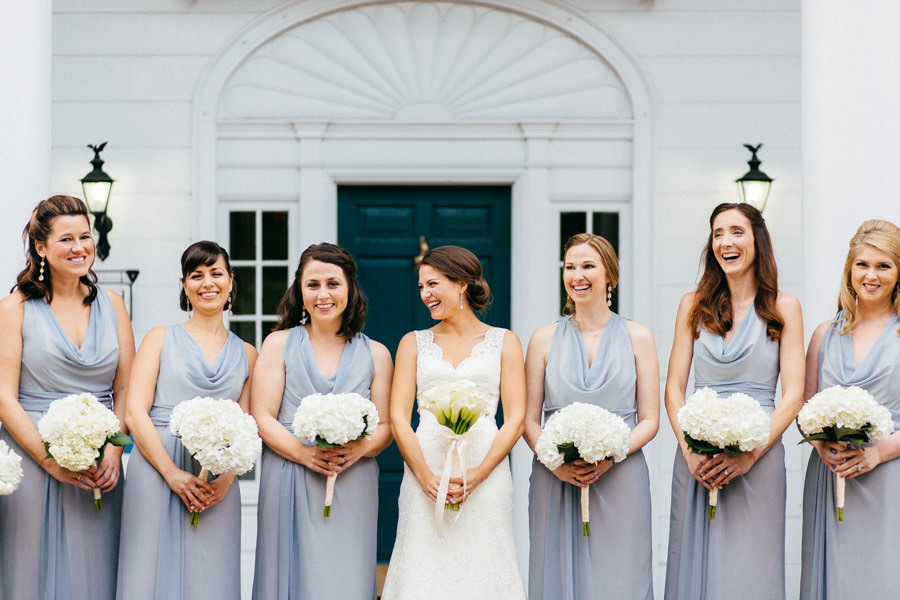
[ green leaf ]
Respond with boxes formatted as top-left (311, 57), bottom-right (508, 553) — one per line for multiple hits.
top-left (315, 436), bottom-right (339, 448)
top-left (44, 441), bottom-right (53, 460)
top-left (108, 432), bottom-right (132, 447)
top-left (557, 442), bottom-right (581, 464)
top-left (683, 433), bottom-right (722, 456)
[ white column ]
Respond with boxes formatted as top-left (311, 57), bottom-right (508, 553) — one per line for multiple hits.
top-left (0, 2), bottom-right (52, 288)
top-left (802, 2), bottom-right (900, 327)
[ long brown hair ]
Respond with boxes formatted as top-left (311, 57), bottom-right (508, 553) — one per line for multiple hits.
top-left (13, 195), bottom-right (98, 305)
top-left (835, 219), bottom-right (900, 335)
top-left (275, 243), bottom-right (367, 337)
top-left (687, 203), bottom-right (783, 341)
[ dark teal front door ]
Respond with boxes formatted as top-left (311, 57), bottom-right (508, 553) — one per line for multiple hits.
top-left (337, 185), bottom-right (511, 563)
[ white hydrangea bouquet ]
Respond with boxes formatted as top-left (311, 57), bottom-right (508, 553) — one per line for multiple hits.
top-left (169, 396), bottom-right (262, 527)
top-left (417, 379), bottom-right (490, 523)
top-left (677, 387), bottom-right (770, 519)
top-left (797, 385), bottom-right (893, 521)
top-left (37, 392), bottom-right (132, 510)
top-left (292, 392), bottom-right (379, 517)
top-left (0, 440), bottom-right (24, 496)
top-left (536, 402), bottom-right (630, 536)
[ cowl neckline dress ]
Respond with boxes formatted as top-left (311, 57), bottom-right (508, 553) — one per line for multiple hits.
top-left (0, 289), bottom-right (121, 600)
top-left (252, 326), bottom-right (379, 600)
top-left (664, 307), bottom-right (786, 600)
top-left (800, 314), bottom-right (900, 599)
top-left (115, 324), bottom-right (249, 600)
top-left (528, 315), bottom-right (653, 600)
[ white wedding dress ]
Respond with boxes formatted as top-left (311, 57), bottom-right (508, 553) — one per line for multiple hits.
top-left (381, 327), bottom-right (526, 600)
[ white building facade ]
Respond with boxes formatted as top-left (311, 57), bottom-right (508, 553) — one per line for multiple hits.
top-left (3, 1), bottom-right (897, 598)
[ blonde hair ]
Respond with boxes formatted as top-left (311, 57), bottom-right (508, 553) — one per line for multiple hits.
top-left (835, 218), bottom-right (900, 334)
top-left (562, 233), bottom-right (619, 315)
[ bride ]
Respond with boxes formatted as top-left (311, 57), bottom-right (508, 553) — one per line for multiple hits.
top-left (381, 245), bottom-right (526, 600)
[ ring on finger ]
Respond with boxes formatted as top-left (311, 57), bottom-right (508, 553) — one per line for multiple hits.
top-left (724, 468), bottom-right (729, 476)
top-left (858, 464), bottom-right (861, 472)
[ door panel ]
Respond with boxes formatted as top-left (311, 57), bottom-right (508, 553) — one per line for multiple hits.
top-left (338, 185), bottom-right (511, 563)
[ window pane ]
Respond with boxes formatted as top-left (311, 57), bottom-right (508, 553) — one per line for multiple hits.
top-left (229, 212), bottom-right (256, 260)
top-left (592, 212), bottom-right (619, 255)
top-left (559, 212), bottom-right (587, 315)
top-left (229, 320), bottom-right (256, 345)
top-left (262, 211), bottom-right (289, 260)
top-left (592, 212), bottom-right (620, 314)
top-left (233, 266), bottom-right (256, 315)
top-left (262, 266), bottom-right (288, 315)
top-left (559, 212), bottom-right (587, 259)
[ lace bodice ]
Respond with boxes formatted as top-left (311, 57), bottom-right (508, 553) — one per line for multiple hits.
top-left (415, 327), bottom-right (505, 418)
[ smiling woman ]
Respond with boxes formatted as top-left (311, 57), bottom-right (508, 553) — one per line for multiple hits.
top-left (250, 242), bottom-right (393, 600)
top-left (663, 203), bottom-right (805, 600)
top-left (0, 195), bottom-right (135, 600)
top-left (116, 240), bottom-right (256, 600)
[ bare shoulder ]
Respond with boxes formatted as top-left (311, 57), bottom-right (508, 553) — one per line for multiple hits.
top-left (243, 341), bottom-right (259, 361)
top-left (0, 291), bottom-right (26, 318)
top-left (139, 325), bottom-right (168, 347)
top-left (368, 339), bottom-right (393, 364)
top-left (260, 328), bottom-right (290, 354)
top-left (396, 330), bottom-right (418, 352)
top-left (678, 291), bottom-right (696, 313)
top-left (104, 287), bottom-right (128, 310)
top-left (775, 291), bottom-right (802, 316)
top-left (529, 321), bottom-right (559, 345)
top-left (625, 319), bottom-right (655, 345)
top-left (500, 328), bottom-right (523, 347)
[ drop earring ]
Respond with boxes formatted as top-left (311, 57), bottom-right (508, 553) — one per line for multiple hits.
top-left (459, 292), bottom-right (464, 310)
top-left (225, 296), bottom-right (233, 317)
top-left (300, 307), bottom-right (308, 325)
top-left (606, 284), bottom-right (612, 307)
top-left (38, 257), bottom-right (45, 282)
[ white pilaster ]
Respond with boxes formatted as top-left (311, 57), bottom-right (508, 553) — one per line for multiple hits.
top-left (802, 2), bottom-right (900, 329)
top-left (0, 2), bottom-right (52, 287)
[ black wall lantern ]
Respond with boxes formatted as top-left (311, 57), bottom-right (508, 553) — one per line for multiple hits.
top-left (735, 143), bottom-right (774, 213)
top-left (81, 142), bottom-right (115, 261)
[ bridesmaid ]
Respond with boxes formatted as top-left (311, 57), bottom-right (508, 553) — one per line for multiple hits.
top-left (525, 233), bottom-right (659, 600)
top-left (799, 219), bottom-right (900, 599)
top-left (116, 241), bottom-right (256, 599)
top-left (0, 195), bottom-right (135, 600)
top-left (251, 242), bottom-right (393, 600)
top-left (663, 203), bottom-right (804, 600)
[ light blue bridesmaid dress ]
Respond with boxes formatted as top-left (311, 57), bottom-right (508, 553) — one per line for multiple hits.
top-left (664, 308), bottom-right (786, 600)
top-left (528, 315), bottom-right (653, 600)
top-left (252, 326), bottom-right (379, 600)
top-left (115, 325), bottom-right (249, 600)
top-left (0, 289), bottom-right (122, 600)
top-left (799, 313), bottom-right (900, 599)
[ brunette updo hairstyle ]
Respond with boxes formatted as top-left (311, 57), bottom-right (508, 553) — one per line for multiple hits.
top-left (835, 219), bottom-right (900, 334)
top-left (179, 241), bottom-right (235, 312)
top-left (562, 233), bottom-right (619, 316)
top-left (275, 243), bottom-right (367, 338)
top-left (687, 202), bottom-right (783, 342)
top-left (14, 195), bottom-right (98, 305)
top-left (418, 245), bottom-right (492, 313)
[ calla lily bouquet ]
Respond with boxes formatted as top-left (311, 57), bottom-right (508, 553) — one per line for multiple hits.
top-left (37, 392), bottom-right (131, 510)
top-left (797, 385), bottom-right (893, 521)
top-left (535, 402), bottom-right (630, 536)
top-left (0, 440), bottom-right (24, 496)
top-left (170, 396), bottom-right (262, 527)
top-left (292, 392), bottom-right (379, 517)
top-left (417, 379), bottom-right (489, 514)
top-left (677, 388), bottom-right (770, 519)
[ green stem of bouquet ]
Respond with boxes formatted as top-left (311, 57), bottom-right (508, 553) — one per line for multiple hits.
top-left (837, 507), bottom-right (843, 522)
top-left (444, 502), bottom-right (461, 512)
top-left (708, 505), bottom-right (716, 520)
top-left (582, 521), bottom-right (591, 537)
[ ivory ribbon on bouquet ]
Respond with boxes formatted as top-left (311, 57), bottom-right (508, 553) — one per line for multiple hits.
top-left (434, 433), bottom-right (468, 537)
